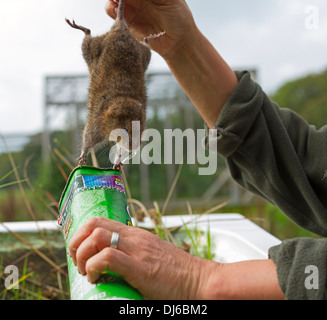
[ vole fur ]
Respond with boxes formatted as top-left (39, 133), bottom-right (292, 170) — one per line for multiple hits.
top-left (66, 0), bottom-right (165, 166)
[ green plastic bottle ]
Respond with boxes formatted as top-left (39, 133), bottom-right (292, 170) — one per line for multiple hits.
top-left (58, 166), bottom-right (143, 300)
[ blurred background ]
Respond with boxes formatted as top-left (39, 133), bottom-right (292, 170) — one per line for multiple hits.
top-left (1, 0), bottom-right (327, 241)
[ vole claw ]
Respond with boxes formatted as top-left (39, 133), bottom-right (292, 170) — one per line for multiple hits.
top-left (65, 18), bottom-right (91, 36)
top-left (77, 153), bottom-right (87, 166)
top-left (113, 162), bottom-right (123, 171)
top-left (113, 150), bottom-right (123, 171)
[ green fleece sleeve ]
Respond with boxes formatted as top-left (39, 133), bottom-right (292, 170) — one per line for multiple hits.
top-left (269, 238), bottom-right (327, 300)
top-left (205, 71), bottom-right (327, 299)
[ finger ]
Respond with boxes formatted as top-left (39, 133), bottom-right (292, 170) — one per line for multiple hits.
top-left (105, 1), bottom-right (118, 19)
top-left (68, 217), bottom-right (103, 264)
top-left (76, 227), bottom-right (114, 275)
top-left (68, 217), bottom-right (126, 264)
top-left (85, 247), bottom-right (135, 284)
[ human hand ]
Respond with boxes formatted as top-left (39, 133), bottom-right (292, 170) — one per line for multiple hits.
top-left (105, 0), bottom-right (197, 60)
top-left (68, 217), bottom-right (215, 300)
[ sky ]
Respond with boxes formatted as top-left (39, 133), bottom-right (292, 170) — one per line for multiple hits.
top-left (0, 0), bottom-right (326, 136)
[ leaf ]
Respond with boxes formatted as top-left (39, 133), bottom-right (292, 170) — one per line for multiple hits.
top-left (0, 167), bottom-right (19, 182)
top-left (182, 219), bottom-right (200, 257)
top-left (0, 179), bottom-right (28, 189)
top-left (2, 272), bottom-right (34, 291)
top-left (206, 223), bottom-right (212, 261)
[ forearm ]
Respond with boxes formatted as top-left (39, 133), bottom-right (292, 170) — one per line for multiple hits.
top-left (201, 259), bottom-right (285, 300)
top-left (164, 26), bottom-right (238, 129)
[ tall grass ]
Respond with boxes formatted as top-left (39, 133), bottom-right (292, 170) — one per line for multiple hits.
top-left (0, 168), bottom-right (27, 190)
top-left (0, 136), bottom-right (69, 300)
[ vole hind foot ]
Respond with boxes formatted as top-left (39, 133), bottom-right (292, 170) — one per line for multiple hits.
top-left (113, 152), bottom-right (123, 171)
top-left (143, 31), bottom-right (166, 45)
top-left (113, 163), bottom-right (123, 171)
top-left (65, 18), bottom-right (91, 36)
top-left (77, 153), bottom-right (88, 166)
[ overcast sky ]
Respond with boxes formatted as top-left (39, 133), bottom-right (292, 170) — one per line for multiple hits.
top-left (0, 0), bottom-right (326, 135)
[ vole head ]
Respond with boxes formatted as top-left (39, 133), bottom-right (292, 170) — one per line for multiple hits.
top-left (104, 97), bottom-right (145, 152)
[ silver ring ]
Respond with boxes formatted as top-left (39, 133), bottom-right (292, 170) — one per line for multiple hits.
top-left (110, 232), bottom-right (119, 249)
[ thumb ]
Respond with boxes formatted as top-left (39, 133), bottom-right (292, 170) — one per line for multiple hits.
top-left (105, 1), bottom-right (118, 20)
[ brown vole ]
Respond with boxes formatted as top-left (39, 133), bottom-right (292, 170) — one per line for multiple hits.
top-left (66, 0), bottom-right (165, 167)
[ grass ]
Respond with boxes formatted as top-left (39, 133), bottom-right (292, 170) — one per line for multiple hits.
top-left (1, 256), bottom-right (35, 299)
top-left (0, 242), bottom-right (68, 300)
top-left (0, 137), bottom-right (70, 300)
top-left (0, 168), bottom-right (27, 190)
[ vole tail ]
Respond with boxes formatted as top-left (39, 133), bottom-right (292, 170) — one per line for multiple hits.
top-left (117, 0), bottom-right (125, 21)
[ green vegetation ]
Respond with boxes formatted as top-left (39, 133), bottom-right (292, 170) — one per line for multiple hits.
top-left (271, 69), bottom-right (327, 129)
top-left (0, 232), bottom-right (68, 300)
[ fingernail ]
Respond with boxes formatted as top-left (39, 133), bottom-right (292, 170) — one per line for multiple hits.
top-left (78, 268), bottom-right (86, 276)
top-left (68, 250), bottom-right (76, 265)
